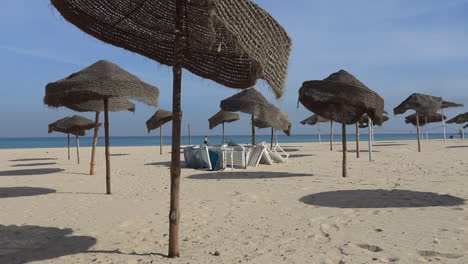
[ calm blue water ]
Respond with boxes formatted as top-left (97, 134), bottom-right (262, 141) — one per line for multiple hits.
top-left (0, 134), bottom-right (452, 149)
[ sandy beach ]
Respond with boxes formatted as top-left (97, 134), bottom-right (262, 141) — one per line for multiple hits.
top-left (0, 139), bottom-right (467, 264)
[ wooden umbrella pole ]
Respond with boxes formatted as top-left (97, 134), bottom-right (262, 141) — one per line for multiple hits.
top-left (270, 127), bottom-right (274, 149)
top-left (251, 114), bottom-right (256, 145)
top-left (330, 120), bottom-right (333, 151)
top-left (341, 110), bottom-right (347, 177)
top-left (368, 117), bottom-right (373, 162)
top-left (188, 123), bottom-right (191, 145)
top-left (67, 133), bottom-right (70, 160)
top-left (441, 109), bottom-right (446, 144)
top-left (355, 122), bottom-right (360, 158)
top-left (90, 111), bottom-right (100, 175)
top-left (222, 122), bottom-right (225, 145)
top-left (104, 98), bottom-right (111, 194)
top-left (76, 135), bottom-right (80, 164)
top-left (160, 126), bottom-right (163, 155)
top-left (318, 122), bottom-right (322, 144)
top-left (168, 0), bottom-right (183, 257)
top-left (416, 113), bottom-right (421, 152)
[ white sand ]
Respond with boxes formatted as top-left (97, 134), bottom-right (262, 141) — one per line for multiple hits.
top-left (0, 139), bottom-right (467, 264)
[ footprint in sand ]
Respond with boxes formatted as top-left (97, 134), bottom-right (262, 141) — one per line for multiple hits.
top-left (316, 223), bottom-right (339, 244)
top-left (356, 243), bottom-right (383, 252)
top-left (417, 250), bottom-right (463, 259)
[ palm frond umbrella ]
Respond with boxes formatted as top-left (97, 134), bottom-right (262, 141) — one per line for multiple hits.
top-left (253, 110), bottom-right (291, 149)
top-left (208, 110), bottom-right (240, 145)
top-left (66, 98), bottom-right (135, 175)
top-left (298, 70), bottom-right (384, 177)
top-left (359, 113), bottom-right (390, 160)
top-left (146, 109), bottom-right (173, 154)
top-left (394, 93), bottom-right (462, 150)
top-left (44, 60), bottom-right (159, 195)
top-left (440, 101), bottom-right (464, 142)
top-left (300, 114), bottom-right (330, 145)
top-left (446, 112), bottom-right (468, 139)
top-left (220, 88), bottom-right (292, 146)
top-left (405, 112), bottom-right (446, 142)
top-left (48, 115), bottom-right (101, 164)
top-left (49, 0), bottom-right (291, 257)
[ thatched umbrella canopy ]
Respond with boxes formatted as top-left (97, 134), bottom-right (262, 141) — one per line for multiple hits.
top-left (253, 110), bottom-right (291, 149)
top-left (300, 114), bottom-right (331, 145)
top-left (359, 113), bottom-right (389, 128)
top-left (298, 70), bottom-right (384, 177)
top-left (50, 0), bottom-right (291, 257)
top-left (405, 113), bottom-right (446, 126)
top-left (146, 109), bottom-right (173, 155)
top-left (220, 88), bottom-right (291, 145)
top-left (48, 115), bottom-right (101, 164)
top-left (208, 110), bottom-right (240, 144)
top-left (464, 124), bottom-right (468, 129)
top-left (44, 60), bottom-right (159, 194)
top-left (447, 113), bottom-right (468, 124)
top-left (394, 93), bottom-right (463, 150)
top-left (63, 98), bottom-right (135, 175)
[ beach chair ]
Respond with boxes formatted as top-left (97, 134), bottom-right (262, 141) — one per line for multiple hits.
top-left (247, 145), bottom-right (264, 167)
top-left (183, 145), bottom-right (212, 170)
top-left (259, 143), bottom-right (274, 165)
top-left (225, 145), bottom-right (247, 169)
top-left (269, 144), bottom-right (289, 163)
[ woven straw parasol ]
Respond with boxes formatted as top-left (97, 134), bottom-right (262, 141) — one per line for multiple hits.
top-left (394, 93), bottom-right (463, 150)
top-left (220, 88), bottom-right (291, 145)
top-left (300, 114), bottom-right (331, 146)
top-left (51, 0), bottom-right (291, 257)
top-left (44, 60), bottom-right (159, 194)
top-left (146, 109), bottom-right (173, 155)
top-left (65, 98), bottom-right (135, 175)
top-left (405, 113), bottom-right (446, 126)
top-left (446, 112), bottom-right (468, 139)
top-left (48, 115), bottom-right (101, 164)
top-left (447, 112), bottom-right (468, 124)
top-left (298, 70), bottom-right (384, 177)
top-left (49, 0), bottom-right (291, 256)
top-left (208, 110), bottom-right (240, 144)
top-left (253, 110), bottom-right (291, 149)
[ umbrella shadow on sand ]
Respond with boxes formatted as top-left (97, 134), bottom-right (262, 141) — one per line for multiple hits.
top-left (0, 168), bottom-right (64, 176)
top-left (9, 158), bottom-right (58, 162)
top-left (0, 187), bottom-right (56, 198)
top-left (0, 225), bottom-right (96, 264)
top-left (11, 162), bottom-right (57, 167)
top-left (188, 171), bottom-right (313, 180)
top-left (145, 161), bottom-right (172, 167)
top-left (446, 145), bottom-right (468, 149)
top-left (300, 189), bottom-right (465, 208)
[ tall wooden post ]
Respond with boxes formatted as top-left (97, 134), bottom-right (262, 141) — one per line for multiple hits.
top-left (368, 117), bottom-right (373, 162)
top-left (104, 98), bottom-right (111, 194)
top-left (441, 109), bottom-right (446, 144)
top-left (222, 122), bottom-right (225, 145)
top-left (355, 123), bottom-right (360, 158)
top-left (318, 122), bottom-right (321, 144)
top-left (90, 111), bottom-right (100, 175)
top-left (188, 123), bottom-right (191, 145)
top-left (330, 120), bottom-right (333, 151)
top-left (341, 111), bottom-right (347, 178)
top-left (270, 127), bottom-right (274, 149)
top-left (160, 126), bottom-right (163, 155)
top-left (416, 113), bottom-right (421, 152)
top-left (251, 114), bottom-right (256, 145)
top-left (67, 133), bottom-right (70, 160)
top-left (168, 0), bottom-right (184, 257)
top-left (75, 135), bottom-right (80, 164)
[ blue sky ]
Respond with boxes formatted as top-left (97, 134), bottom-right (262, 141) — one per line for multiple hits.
top-left (1, 0), bottom-right (468, 137)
